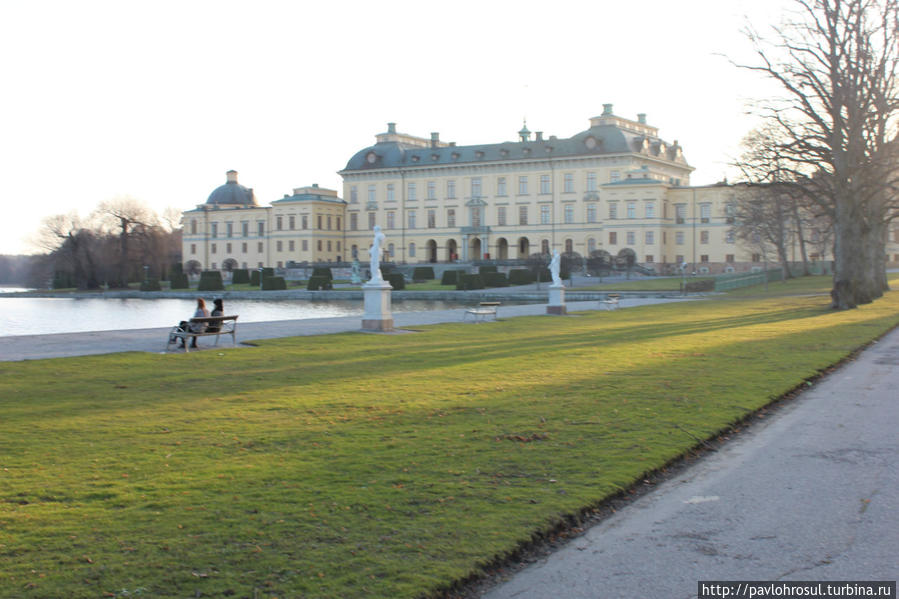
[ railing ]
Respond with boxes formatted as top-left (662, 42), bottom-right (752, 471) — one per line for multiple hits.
top-left (714, 268), bottom-right (784, 291)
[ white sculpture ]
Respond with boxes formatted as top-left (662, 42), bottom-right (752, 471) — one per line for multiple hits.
top-left (368, 225), bottom-right (386, 283)
top-left (550, 250), bottom-right (562, 286)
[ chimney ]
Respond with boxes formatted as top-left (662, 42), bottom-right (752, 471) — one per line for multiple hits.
top-left (430, 132), bottom-right (440, 148)
top-left (637, 113), bottom-right (647, 124)
top-left (602, 103), bottom-right (613, 116)
top-left (387, 122), bottom-right (397, 134)
top-left (226, 170), bottom-right (238, 183)
top-left (535, 131), bottom-right (544, 141)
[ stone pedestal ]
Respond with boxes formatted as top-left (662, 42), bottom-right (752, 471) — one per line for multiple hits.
top-left (547, 284), bottom-right (567, 315)
top-left (362, 280), bottom-right (394, 331)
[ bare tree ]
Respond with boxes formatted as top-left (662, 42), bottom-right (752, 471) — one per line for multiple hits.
top-left (96, 197), bottom-right (154, 287)
top-left (737, 0), bottom-right (899, 309)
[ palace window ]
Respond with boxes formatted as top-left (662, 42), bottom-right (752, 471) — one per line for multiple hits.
top-left (447, 208), bottom-right (456, 227)
top-left (645, 202), bottom-right (655, 218)
top-left (541, 205), bottom-right (551, 225)
top-left (700, 255), bottom-right (709, 263)
top-left (350, 186), bottom-right (358, 203)
top-left (519, 205), bottom-right (528, 225)
top-left (471, 177), bottom-right (482, 198)
top-left (700, 203), bottom-right (711, 223)
top-left (409, 242), bottom-right (416, 257)
top-left (408, 210), bottom-right (416, 229)
top-left (471, 207), bottom-right (481, 228)
top-left (367, 185), bottom-right (376, 203)
top-left (447, 180), bottom-right (456, 198)
top-left (427, 209), bottom-right (436, 228)
top-left (609, 203), bottom-right (618, 220)
top-left (626, 231), bottom-right (635, 245)
top-left (564, 173), bottom-right (574, 193)
top-left (257, 222), bottom-right (264, 237)
top-left (336, 217), bottom-right (341, 231)
top-left (408, 182), bottom-right (417, 201)
top-left (350, 213), bottom-right (358, 231)
top-left (725, 230), bottom-right (735, 244)
top-left (587, 238), bottom-right (596, 253)
top-left (387, 212), bottom-right (395, 229)
top-left (211, 243), bottom-right (217, 254)
top-left (211, 223), bottom-right (218, 238)
top-left (190, 244), bottom-right (196, 254)
top-left (497, 177), bottom-right (507, 196)
top-left (276, 240), bottom-right (283, 252)
top-left (609, 231), bottom-right (618, 245)
top-left (327, 241), bottom-right (332, 252)
top-left (302, 215), bottom-right (308, 230)
top-left (289, 215), bottom-right (295, 230)
top-left (675, 204), bottom-right (686, 224)
top-left (726, 254), bottom-right (735, 263)
top-left (586, 172), bottom-right (597, 191)
top-left (276, 216), bottom-right (283, 231)
top-left (645, 231), bottom-right (654, 244)
top-left (242, 222), bottom-right (249, 237)
top-left (427, 181), bottom-right (436, 199)
top-left (288, 240), bottom-right (294, 251)
top-left (541, 239), bottom-right (550, 254)
top-left (700, 230), bottom-right (710, 244)
top-left (258, 242), bottom-right (263, 252)
top-left (518, 176), bottom-right (528, 195)
top-left (190, 220), bottom-right (197, 235)
top-left (627, 202), bottom-right (636, 219)
top-left (241, 243), bottom-right (247, 253)
top-left (676, 231), bottom-right (685, 245)
top-left (226, 223), bottom-right (233, 238)
top-left (317, 215), bottom-right (323, 230)
top-left (586, 204), bottom-right (597, 223)
top-left (540, 174), bottom-right (551, 195)
top-left (497, 206), bottom-right (507, 226)
top-left (226, 242), bottom-right (232, 253)
top-left (368, 212), bottom-right (376, 229)
top-left (317, 240), bottom-right (322, 251)
top-left (610, 170), bottom-right (621, 183)
top-left (302, 240), bottom-right (308, 251)
top-left (387, 184), bottom-right (395, 202)
top-left (564, 205), bottom-right (574, 224)
top-left (645, 255), bottom-right (654, 263)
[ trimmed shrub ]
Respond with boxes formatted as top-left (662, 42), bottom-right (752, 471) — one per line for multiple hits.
top-left (387, 273), bottom-right (406, 290)
top-left (412, 266), bottom-right (435, 282)
top-left (478, 265), bottom-right (498, 275)
top-left (456, 274), bottom-right (484, 290)
top-left (533, 267), bottom-right (552, 283)
top-left (481, 272), bottom-right (508, 288)
top-left (683, 279), bottom-right (715, 292)
top-left (140, 278), bottom-right (162, 292)
top-left (231, 269), bottom-right (250, 284)
top-left (441, 270), bottom-right (461, 285)
top-left (508, 269), bottom-right (533, 285)
top-left (312, 267), bottom-right (333, 281)
top-left (262, 276), bottom-right (287, 291)
top-left (198, 271), bottom-right (225, 291)
top-left (169, 273), bottom-right (190, 290)
top-left (307, 276), bottom-right (333, 291)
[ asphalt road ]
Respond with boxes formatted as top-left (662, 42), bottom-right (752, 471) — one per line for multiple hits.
top-left (480, 328), bottom-right (899, 598)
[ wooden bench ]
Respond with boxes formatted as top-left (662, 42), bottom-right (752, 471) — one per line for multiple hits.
top-left (166, 315), bottom-right (238, 352)
top-left (464, 302), bottom-right (501, 322)
top-left (599, 294), bottom-right (620, 310)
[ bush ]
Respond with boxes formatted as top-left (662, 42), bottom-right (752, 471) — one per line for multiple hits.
top-left (262, 276), bottom-right (287, 291)
top-left (198, 271), bottom-right (225, 291)
top-left (481, 272), bottom-right (508, 288)
top-left (412, 267), bottom-right (435, 282)
top-left (387, 273), bottom-right (406, 290)
top-left (683, 279), bottom-right (715, 292)
top-left (456, 274), bottom-right (484, 290)
top-left (169, 273), bottom-right (190, 290)
top-left (533, 267), bottom-right (552, 283)
top-left (441, 270), bottom-right (462, 285)
top-left (478, 265), bottom-right (498, 275)
top-left (508, 269), bottom-right (534, 285)
top-left (306, 276), bottom-right (333, 291)
top-left (231, 269), bottom-right (250, 284)
top-left (140, 278), bottom-right (162, 292)
top-left (312, 267), bottom-right (333, 281)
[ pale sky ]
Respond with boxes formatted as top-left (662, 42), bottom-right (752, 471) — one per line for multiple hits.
top-left (0, 0), bottom-right (789, 255)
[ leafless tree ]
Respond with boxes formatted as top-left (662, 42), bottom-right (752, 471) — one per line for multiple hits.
top-left (96, 197), bottom-right (154, 287)
top-left (736, 0), bottom-right (899, 309)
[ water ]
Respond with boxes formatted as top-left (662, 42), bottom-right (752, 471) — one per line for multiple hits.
top-left (0, 296), bottom-right (470, 337)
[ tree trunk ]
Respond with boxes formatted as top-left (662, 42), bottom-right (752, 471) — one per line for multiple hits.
top-left (831, 200), bottom-right (873, 309)
top-left (791, 199), bottom-right (811, 276)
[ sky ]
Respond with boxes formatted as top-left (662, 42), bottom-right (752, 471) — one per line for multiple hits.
top-left (0, 0), bottom-right (791, 256)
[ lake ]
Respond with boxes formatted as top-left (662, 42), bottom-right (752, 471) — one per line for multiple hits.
top-left (0, 292), bottom-right (469, 337)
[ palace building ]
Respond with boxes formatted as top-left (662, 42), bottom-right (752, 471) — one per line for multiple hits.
top-left (183, 106), bottom-right (861, 275)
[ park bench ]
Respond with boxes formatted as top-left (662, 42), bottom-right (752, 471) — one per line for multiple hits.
top-left (464, 302), bottom-right (501, 322)
top-left (599, 294), bottom-right (620, 311)
top-left (166, 315), bottom-right (238, 352)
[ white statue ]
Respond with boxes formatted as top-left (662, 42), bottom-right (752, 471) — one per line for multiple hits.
top-left (368, 225), bottom-right (386, 283)
top-left (550, 250), bottom-right (562, 286)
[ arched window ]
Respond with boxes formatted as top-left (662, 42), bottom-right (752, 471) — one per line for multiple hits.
top-left (564, 239), bottom-right (573, 253)
top-left (409, 242), bottom-right (416, 257)
top-left (541, 239), bottom-right (550, 254)
top-left (587, 238), bottom-right (596, 253)
top-left (388, 243), bottom-right (395, 258)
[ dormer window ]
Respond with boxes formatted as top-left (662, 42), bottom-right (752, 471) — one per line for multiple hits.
top-left (366, 151), bottom-right (377, 164)
top-left (475, 151), bottom-right (484, 159)
top-left (411, 155), bottom-right (420, 162)
top-left (431, 153), bottom-right (439, 161)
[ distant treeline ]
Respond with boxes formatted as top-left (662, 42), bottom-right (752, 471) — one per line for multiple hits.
top-left (0, 255), bottom-right (41, 286)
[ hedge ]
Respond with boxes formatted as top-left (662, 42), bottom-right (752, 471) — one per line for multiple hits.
top-left (262, 276), bottom-right (287, 291)
top-left (169, 273), bottom-right (190, 290)
top-left (307, 276), bottom-right (333, 291)
top-left (478, 265), bottom-right (498, 275)
top-left (683, 279), bottom-right (715, 292)
top-left (231, 269), bottom-right (250, 284)
top-left (387, 273), bottom-right (406, 290)
top-left (197, 271), bottom-right (225, 291)
top-left (481, 272), bottom-right (508, 288)
top-left (140, 278), bottom-right (162, 292)
top-left (456, 274), bottom-right (484, 290)
top-left (412, 267), bottom-right (435, 282)
top-left (312, 267), bottom-right (333, 281)
top-left (250, 268), bottom-right (275, 287)
top-left (441, 270), bottom-right (462, 285)
top-left (508, 269), bottom-right (533, 285)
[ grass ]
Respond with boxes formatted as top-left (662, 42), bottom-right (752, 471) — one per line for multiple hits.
top-left (574, 277), bottom-right (713, 291)
top-left (2, 280), bottom-right (899, 598)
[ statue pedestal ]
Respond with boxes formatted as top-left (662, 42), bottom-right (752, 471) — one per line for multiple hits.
top-left (362, 280), bottom-right (394, 331)
top-left (547, 284), bottom-right (567, 315)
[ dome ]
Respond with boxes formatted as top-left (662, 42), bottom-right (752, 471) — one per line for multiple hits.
top-left (206, 170), bottom-right (257, 206)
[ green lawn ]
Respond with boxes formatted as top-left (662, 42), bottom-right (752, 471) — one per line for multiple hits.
top-left (575, 277), bottom-right (713, 291)
top-left (2, 283), bottom-right (899, 598)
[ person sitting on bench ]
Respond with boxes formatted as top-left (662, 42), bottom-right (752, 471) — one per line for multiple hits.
top-left (206, 299), bottom-right (224, 333)
top-left (176, 298), bottom-right (209, 349)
